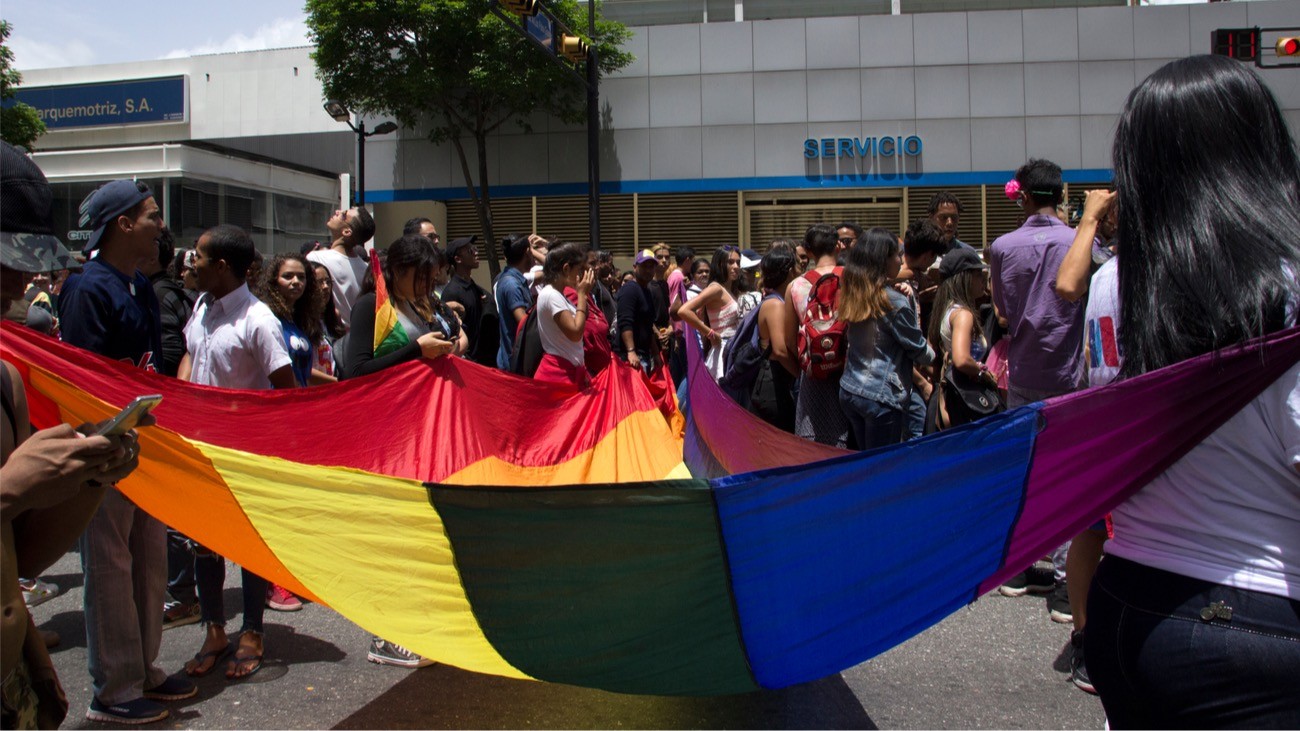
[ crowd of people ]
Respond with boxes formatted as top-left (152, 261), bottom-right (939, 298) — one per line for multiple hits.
top-left (1, 53), bottom-right (1297, 729)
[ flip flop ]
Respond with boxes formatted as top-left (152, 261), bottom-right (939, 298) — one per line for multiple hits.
top-left (185, 643), bottom-right (231, 678)
top-left (226, 636), bottom-right (264, 681)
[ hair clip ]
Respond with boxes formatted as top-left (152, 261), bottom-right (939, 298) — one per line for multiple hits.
top-left (1004, 180), bottom-right (1021, 200)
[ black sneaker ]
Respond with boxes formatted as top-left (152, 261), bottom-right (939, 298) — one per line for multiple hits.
top-left (1070, 629), bottom-right (1096, 694)
top-left (143, 675), bottom-right (198, 701)
top-left (367, 637), bottom-right (435, 668)
top-left (1049, 580), bottom-right (1073, 624)
top-left (87, 697), bottom-right (169, 725)
top-left (161, 600), bottom-right (201, 631)
top-left (998, 565), bottom-right (1055, 597)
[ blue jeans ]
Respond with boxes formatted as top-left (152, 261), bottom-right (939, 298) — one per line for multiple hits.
top-left (1086, 556), bottom-right (1300, 728)
top-left (903, 389), bottom-right (925, 441)
top-left (838, 390), bottom-right (905, 451)
top-left (166, 528), bottom-right (197, 606)
top-left (195, 550), bottom-right (268, 635)
top-left (79, 489), bottom-right (168, 704)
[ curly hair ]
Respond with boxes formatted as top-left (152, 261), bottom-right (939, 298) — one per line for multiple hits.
top-left (257, 253), bottom-right (323, 344)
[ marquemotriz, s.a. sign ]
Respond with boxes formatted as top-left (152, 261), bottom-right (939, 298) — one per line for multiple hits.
top-left (8, 76), bottom-right (187, 130)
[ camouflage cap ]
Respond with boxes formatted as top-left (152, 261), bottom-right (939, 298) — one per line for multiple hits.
top-left (0, 141), bottom-right (81, 273)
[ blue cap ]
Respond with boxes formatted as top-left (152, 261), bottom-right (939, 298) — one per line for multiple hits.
top-left (77, 179), bottom-right (152, 254)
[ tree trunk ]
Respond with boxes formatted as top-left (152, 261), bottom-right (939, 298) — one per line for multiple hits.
top-left (474, 131), bottom-right (501, 279)
top-left (448, 133), bottom-right (500, 280)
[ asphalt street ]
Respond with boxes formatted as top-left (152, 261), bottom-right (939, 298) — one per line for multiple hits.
top-left (33, 551), bottom-right (1104, 729)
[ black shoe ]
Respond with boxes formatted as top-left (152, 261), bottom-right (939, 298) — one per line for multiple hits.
top-left (1049, 580), bottom-right (1073, 624)
top-left (87, 697), bottom-right (169, 725)
top-left (143, 675), bottom-right (198, 701)
top-left (999, 565), bottom-right (1055, 597)
top-left (367, 637), bottom-right (435, 668)
top-left (1070, 629), bottom-right (1096, 694)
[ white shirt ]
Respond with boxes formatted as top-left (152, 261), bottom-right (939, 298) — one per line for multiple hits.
top-left (1092, 267), bottom-right (1300, 598)
top-left (307, 247), bottom-right (369, 324)
top-left (184, 283), bottom-right (292, 389)
top-left (536, 284), bottom-right (583, 367)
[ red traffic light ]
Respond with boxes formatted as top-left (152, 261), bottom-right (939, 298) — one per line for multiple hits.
top-left (1279, 37), bottom-right (1300, 57)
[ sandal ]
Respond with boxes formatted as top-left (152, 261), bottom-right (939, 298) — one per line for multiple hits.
top-left (226, 633), bottom-right (264, 680)
top-left (185, 643), bottom-right (231, 677)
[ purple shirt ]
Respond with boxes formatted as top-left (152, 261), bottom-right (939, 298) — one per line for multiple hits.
top-left (988, 214), bottom-right (1084, 393)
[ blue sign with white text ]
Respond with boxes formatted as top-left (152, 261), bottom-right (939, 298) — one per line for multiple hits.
top-left (8, 76), bottom-right (187, 130)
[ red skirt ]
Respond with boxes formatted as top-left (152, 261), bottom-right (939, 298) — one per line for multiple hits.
top-left (533, 353), bottom-right (591, 389)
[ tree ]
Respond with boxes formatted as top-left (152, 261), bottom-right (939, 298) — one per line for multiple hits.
top-left (307, 0), bottom-right (632, 277)
top-left (1, 20), bottom-right (46, 151)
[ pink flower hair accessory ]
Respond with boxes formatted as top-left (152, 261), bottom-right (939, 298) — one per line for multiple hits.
top-left (1004, 179), bottom-right (1021, 200)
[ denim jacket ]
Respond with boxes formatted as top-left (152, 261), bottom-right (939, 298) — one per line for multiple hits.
top-left (839, 288), bottom-right (935, 410)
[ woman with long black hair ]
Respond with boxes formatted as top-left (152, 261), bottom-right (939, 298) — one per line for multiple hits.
top-left (1083, 54), bottom-right (1300, 728)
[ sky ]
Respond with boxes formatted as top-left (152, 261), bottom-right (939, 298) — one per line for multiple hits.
top-left (5, 0), bottom-right (1217, 72)
top-left (5, 0), bottom-right (311, 70)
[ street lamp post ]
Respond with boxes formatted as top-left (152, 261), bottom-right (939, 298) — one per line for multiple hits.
top-left (324, 100), bottom-right (398, 207)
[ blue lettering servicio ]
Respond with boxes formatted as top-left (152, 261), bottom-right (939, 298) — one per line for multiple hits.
top-left (803, 135), bottom-right (924, 159)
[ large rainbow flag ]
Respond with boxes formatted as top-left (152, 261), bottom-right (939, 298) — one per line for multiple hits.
top-left (1, 322), bottom-right (1296, 695)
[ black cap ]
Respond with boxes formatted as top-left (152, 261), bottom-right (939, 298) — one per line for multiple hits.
top-left (938, 247), bottom-right (988, 280)
top-left (446, 235), bottom-right (478, 257)
top-left (78, 178), bottom-right (152, 254)
top-left (0, 142), bottom-right (81, 273)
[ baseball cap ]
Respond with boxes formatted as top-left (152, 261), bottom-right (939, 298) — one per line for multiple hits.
top-left (740, 249), bottom-right (762, 269)
top-left (938, 247), bottom-right (988, 280)
top-left (634, 249), bottom-right (656, 266)
top-left (446, 235), bottom-right (478, 258)
top-left (78, 178), bottom-right (153, 254)
top-left (0, 142), bottom-right (82, 273)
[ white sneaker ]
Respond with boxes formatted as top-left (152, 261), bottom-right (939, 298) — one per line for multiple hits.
top-left (20, 577), bottom-right (58, 607)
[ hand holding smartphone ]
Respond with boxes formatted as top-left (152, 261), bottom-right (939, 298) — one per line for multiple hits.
top-left (94, 395), bottom-right (163, 437)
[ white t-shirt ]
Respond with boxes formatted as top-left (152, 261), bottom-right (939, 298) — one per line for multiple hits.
top-left (1092, 265), bottom-right (1300, 598)
top-left (1085, 258), bottom-right (1122, 388)
top-left (536, 284), bottom-right (584, 367)
top-left (184, 283), bottom-right (292, 390)
top-left (307, 247), bottom-right (369, 324)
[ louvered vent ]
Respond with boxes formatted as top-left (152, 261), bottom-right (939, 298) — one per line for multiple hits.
top-left (637, 193), bottom-right (739, 255)
top-left (446, 197), bottom-right (533, 247)
top-left (983, 185), bottom-right (1024, 246)
top-left (746, 202), bottom-right (903, 250)
top-left (905, 186), bottom-right (983, 246)
top-left (534, 194), bottom-right (636, 256)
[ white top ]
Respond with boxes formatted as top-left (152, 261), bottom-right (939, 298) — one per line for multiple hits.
top-left (184, 283), bottom-right (292, 389)
top-left (1092, 268), bottom-right (1300, 598)
top-left (1084, 258), bottom-right (1122, 388)
top-left (307, 247), bottom-right (369, 324)
top-left (939, 303), bottom-right (986, 360)
top-left (536, 284), bottom-right (584, 367)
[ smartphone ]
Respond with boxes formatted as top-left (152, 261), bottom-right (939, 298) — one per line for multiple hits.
top-left (94, 394), bottom-right (163, 437)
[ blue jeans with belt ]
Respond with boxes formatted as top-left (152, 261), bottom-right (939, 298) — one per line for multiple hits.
top-left (838, 390), bottom-right (905, 451)
top-left (1085, 556), bottom-right (1300, 729)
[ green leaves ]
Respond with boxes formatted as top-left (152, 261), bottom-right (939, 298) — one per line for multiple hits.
top-left (0, 20), bottom-right (46, 150)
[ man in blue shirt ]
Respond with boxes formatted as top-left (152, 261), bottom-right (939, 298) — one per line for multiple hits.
top-left (494, 234), bottom-right (534, 370)
top-left (59, 179), bottom-right (196, 724)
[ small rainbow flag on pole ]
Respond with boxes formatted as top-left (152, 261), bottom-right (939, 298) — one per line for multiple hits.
top-left (371, 248), bottom-right (408, 357)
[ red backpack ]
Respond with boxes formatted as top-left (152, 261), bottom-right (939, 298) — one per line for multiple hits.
top-left (797, 268), bottom-right (847, 379)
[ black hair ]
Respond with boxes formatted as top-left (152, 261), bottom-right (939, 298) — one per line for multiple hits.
top-left (1014, 158), bottom-right (1064, 208)
top-left (710, 246), bottom-right (738, 289)
top-left (543, 241), bottom-right (587, 285)
top-left (1112, 54), bottom-right (1300, 379)
top-left (166, 248), bottom-right (189, 281)
top-left (839, 228), bottom-right (898, 323)
top-left (904, 218), bottom-right (946, 259)
top-left (760, 248), bottom-right (797, 292)
top-left (347, 207), bottom-right (377, 247)
top-left (503, 233), bottom-right (531, 266)
top-left (375, 234), bottom-right (440, 301)
top-left (257, 253), bottom-right (323, 343)
top-left (402, 217), bottom-right (434, 236)
top-left (768, 238), bottom-right (798, 255)
top-left (836, 222), bottom-right (864, 240)
top-left (201, 224), bottom-right (256, 279)
top-left (804, 223), bottom-right (839, 259)
top-left (155, 228), bottom-right (176, 269)
top-left (675, 246), bottom-right (696, 266)
top-left (308, 260), bottom-right (347, 339)
top-left (689, 259), bottom-right (710, 280)
top-left (927, 191), bottom-right (964, 216)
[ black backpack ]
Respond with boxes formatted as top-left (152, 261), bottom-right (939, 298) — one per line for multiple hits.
top-left (509, 306), bottom-right (545, 377)
top-left (719, 293), bottom-right (781, 404)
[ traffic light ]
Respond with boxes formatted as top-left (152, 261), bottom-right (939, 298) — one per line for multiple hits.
top-left (561, 34), bottom-right (589, 62)
top-left (1279, 36), bottom-right (1300, 57)
top-left (1212, 27), bottom-right (1259, 61)
top-left (500, 0), bottom-right (540, 17)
